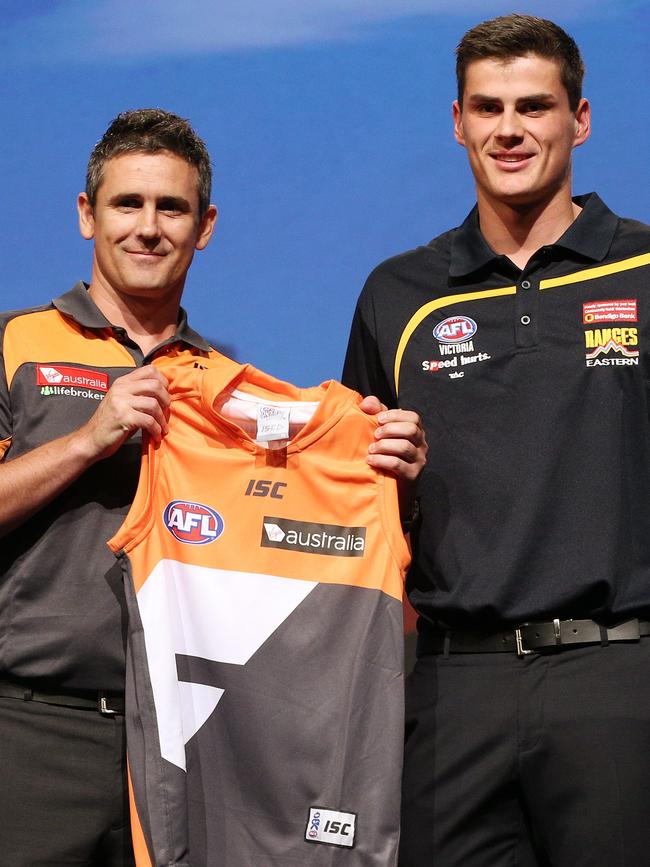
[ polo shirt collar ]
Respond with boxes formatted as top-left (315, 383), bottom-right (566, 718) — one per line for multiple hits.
top-left (555, 193), bottom-right (619, 261)
top-left (53, 281), bottom-right (211, 351)
top-left (449, 192), bottom-right (619, 278)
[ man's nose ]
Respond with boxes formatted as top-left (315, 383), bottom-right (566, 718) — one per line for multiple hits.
top-left (135, 204), bottom-right (161, 239)
top-left (494, 107), bottom-right (524, 140)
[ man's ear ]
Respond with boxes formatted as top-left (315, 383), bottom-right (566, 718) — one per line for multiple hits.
top-left (77, 192), bottom-right (95, 240)
top-left (573, 98), bottom-right (591, 149)
top-left (452, 100), bottom-right (466, 147)
top-left (195, 204), bottom-right (218, 251)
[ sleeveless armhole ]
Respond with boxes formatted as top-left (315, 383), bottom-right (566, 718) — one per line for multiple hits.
top-left (376, 468), bottom-right (412, 587)
top-left (107, 434), bottom-right (159, 556)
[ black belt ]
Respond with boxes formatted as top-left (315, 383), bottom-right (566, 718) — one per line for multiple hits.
top-left (417, 618), bottom-right (650, 658)
top-left (0, 678), bottom-right (125, 715)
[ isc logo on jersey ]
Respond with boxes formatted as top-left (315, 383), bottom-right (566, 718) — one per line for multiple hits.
top-left (433, 316), bottom-right (477, 343)
top-left (305, 807), bottom-right (356, 848)
top-left (163, 501), bottom-right (224, 545)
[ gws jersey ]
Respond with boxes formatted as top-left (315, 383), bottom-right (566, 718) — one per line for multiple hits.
top-left (109, 353), bottom-right (410, 867)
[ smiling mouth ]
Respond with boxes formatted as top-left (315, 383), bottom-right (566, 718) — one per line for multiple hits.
top-left (490, 153), bottom-right (533, 167)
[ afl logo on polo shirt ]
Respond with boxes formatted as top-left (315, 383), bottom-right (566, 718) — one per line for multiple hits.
top-left (433, 316), bottom-right (477, 343)
top-left (163, 501), bottom-right (224, 545)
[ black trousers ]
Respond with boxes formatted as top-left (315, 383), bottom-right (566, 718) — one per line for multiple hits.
top-left (0, 695), bottom-right (135, 867)
top-left (399, 639), bottom-right (650, 867)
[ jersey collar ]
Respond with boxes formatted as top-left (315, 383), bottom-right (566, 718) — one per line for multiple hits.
top-left (449, 192), bottom-right (619, 278)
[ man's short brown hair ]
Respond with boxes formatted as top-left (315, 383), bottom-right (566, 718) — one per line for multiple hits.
top-left (86, 109), bottom-right (213, 216)
top-left (456, 14), bottom-right (585, 110)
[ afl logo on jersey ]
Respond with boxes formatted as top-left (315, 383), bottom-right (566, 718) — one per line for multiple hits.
top-left (433, 316), bottom-right (477, 343)
top-left (163, 501), bottom-right (224, 545)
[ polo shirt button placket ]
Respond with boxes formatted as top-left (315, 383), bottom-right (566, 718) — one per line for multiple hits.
top-left (515, 276), bottom-right (539, 348)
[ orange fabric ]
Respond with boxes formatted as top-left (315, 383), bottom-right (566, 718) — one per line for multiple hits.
top-left (111, 353), bottom-right (409, 602)
top-left (3, 309), bottom-right (136, 388)
top-left (0, 436), bottom-right (11, 459)
top-left (127, 767), bottom-right (154, 867)
top-left (109, 353), bottom-right (410, 866)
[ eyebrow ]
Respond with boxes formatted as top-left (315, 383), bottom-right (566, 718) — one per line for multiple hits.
top-left (157, 196), bottom-right (192, 210)
top-left (108, 193), bottom-right (193, 210)
top-left (467, 92), bottom-right (556, 104)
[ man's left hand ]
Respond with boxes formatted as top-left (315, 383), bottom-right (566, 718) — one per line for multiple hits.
top-left (359, 395), bottom-right (427, 483)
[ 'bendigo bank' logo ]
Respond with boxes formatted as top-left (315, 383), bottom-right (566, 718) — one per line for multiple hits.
top-left (261, 517), bottom-right (366, 557)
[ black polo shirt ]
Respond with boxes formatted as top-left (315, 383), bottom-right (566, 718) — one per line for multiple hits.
top-left (0, 282), bottom-right (212, 690)
top-left (343, 194), bottom-right (650, 629)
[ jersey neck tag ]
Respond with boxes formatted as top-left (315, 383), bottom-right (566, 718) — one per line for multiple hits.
top-left (256, 404), bottom-right (291, 443)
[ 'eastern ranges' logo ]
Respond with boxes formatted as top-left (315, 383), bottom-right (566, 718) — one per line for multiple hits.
top-left (584, 327), bottom-right (638, 367)
top-left (261, 517), bottom-right (366, 557)
top-left (164, 501), bottom-right (225, 545)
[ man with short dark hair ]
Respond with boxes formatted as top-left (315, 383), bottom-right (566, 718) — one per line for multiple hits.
top-left (343, 13), bottom-right (650, 866)
top-left (0, 107), bottom-right (424, 866)
top-left (0, 107), bottom-right (218, 866)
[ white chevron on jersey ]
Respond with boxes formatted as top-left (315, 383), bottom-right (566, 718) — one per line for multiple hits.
top-left (137, 559), bottom-right (318, 770)
top-left (178, 681), bottom-right (225, 754)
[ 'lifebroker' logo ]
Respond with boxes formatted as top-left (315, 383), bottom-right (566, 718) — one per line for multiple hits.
top-left (163, 501), bottom-right (225, 545)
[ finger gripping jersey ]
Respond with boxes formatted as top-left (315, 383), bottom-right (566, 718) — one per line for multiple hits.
top-left (109, 353), bottom-right (410, 867)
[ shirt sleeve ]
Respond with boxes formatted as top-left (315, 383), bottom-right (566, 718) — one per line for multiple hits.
top-left (0, 318), bottom-right (13, 459)
top-left (341, 281), bottom-right (398, 410)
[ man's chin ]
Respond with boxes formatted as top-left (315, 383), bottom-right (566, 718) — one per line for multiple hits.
top-left (484, 182), bottom-right (550, 211)
top-left (119, 281), bottom-right (168, 298)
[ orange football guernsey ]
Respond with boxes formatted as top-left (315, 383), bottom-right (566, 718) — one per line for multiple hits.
top-left (109, 352), bottom-right (410, 867)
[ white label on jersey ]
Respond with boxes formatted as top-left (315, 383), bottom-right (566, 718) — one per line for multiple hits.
top-left (256, 404), bottom-right (290, 442)
top-left (305, 807), bottom-right (356, 848)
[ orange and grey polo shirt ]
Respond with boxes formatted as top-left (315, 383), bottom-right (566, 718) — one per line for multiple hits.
top-left (0, 282), bottom-right (212, 689)
top-left (109, 354), bottom-right (410, 866)
top-left (343, 193), bottom-right (650, 630)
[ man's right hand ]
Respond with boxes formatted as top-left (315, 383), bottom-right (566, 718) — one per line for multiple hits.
top-left (0, 365), bottom-right (170, 535)
top-left (76, 365), bottom-right (171, 461)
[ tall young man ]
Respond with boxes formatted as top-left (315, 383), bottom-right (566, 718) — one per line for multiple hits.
top-left (0, 109), bottom-right (424, 865)
top-left (343, 14), bottom-right (650, 866)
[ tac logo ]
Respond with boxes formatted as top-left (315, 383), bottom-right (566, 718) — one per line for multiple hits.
top-left (163, 500), bottom-right (224, 545)
top-left (433, 315), bottom-right (477, 344)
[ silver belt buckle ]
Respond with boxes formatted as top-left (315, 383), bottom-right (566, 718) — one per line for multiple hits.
top-left (99, 695), bottom-right (116, 715)
top-left (515, 627), bottom-right (534, 657)
top-left (516, 618), bottom-right (562, 657)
